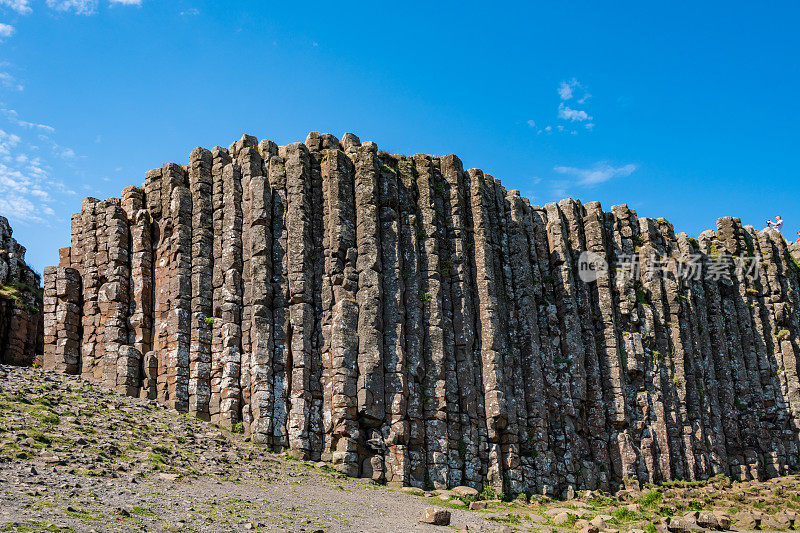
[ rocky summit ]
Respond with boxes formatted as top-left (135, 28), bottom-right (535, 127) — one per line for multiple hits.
top-left (31, 131), bottom-right (800, 499)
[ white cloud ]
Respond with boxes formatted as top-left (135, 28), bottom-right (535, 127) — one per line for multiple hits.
top-left (0, 72), bottom-right (23, 91)
top-left (533, 79), bottom-right (594, 135)
top-left (0, 0), bottom-right (32, 15)
top-left (558, 80), bottom-right (576, 100)
top-left (554, 162), bottom-right (638, 186)
top-left (559, 78), bottom-right (591, 104)
top-left (0, 128), bottom-right (21, 154)
top-left (0, 108), bottom-right (76, 226)
top-left (109, 0), bottom-right (141, 4)
top-left (1, 107), bottom-right (55, 132)
top-left (46, 0), bottom-right (98, 15)
top-left (558, 103), bottom-right (592, 122)
top-left (0, 23), bottom-right (14, 39)
top-left (180, 7), bottom-right (198, 15)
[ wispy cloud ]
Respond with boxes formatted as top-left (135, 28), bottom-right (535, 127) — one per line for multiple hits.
top-left (181, 7), bottom-right (199, 15)
top-left (0, 72), bottom-right (23, 91)
top-left (531, 79), bottom-right (595, 135)
top-left (1, 107), bottom-right (55, 132)
top-left (46, 0), bottom-right (98, 15)
top-left (554, 162), bottom-right (637, 186)
top-left (0, 108), bottom-right (77, 225)
top-left (0, 23), bottom-right (14, 39)
top-left (0, 0), bottom-right (32, 15)
top-left (558, 103), bottom-right (592, 122)
top-left (109, 0), bottom-right (141, 5)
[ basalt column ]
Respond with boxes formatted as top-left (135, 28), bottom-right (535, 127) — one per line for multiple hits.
top-left (40, 131), bottom-right (800, 494)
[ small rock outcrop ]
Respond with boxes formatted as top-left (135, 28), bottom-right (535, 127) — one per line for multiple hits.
top-left (0, 216), bottom-right (42, 365)
top-left (420, 507), bottom-right (451, 526)
top-left (40, 132), bottom-right (800, 496)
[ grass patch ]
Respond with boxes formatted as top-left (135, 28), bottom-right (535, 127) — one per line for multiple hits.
top-left (612, 507), bottom-right (639, 523)
top-left (35, 411), bottom-right (60, 425)
top-left (0, 282), bottom-right (40, 313)
top-left (488, 514), bottom-right (524, 525)
top-left (640, 490), bottom-right (663, 509)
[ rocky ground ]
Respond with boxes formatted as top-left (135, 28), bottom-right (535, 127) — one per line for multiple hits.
top-left (0, 365), bottom-right (798, 533)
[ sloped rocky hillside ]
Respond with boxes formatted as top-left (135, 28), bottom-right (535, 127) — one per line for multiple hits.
top-left (2, 365), bottom-right (800, 533)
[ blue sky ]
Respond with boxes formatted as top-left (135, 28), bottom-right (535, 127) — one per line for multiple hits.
top-left (0, 0), bottom-right (798, 274)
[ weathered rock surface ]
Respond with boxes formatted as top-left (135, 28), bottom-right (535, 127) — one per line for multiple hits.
top-left (420, 507), bottom-right (451, 525)
top-left (41, 132), bottom-right (800, 495)
top-left (0, 216), bottom-right (42, 366)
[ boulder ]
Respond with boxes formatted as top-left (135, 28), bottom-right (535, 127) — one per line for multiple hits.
top-left (553, 513), bottom-right (573, 526)
top-left (710, 511), bottom-right (731, 531)
top-left (452, 486), bottom-right (480, 498)
top-left (420, 507), bottom-right (451, 526)
top-left (734, 510), bottom-right (762, 530)
top-left (469, 501), bottom-right (487, 511)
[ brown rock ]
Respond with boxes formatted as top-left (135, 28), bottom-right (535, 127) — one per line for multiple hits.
top-left (420, 507), bottom-right (451, 526)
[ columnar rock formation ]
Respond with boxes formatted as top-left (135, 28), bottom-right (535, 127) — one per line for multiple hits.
top-left (42, 133), bottom-right (800, 496)
top-left (0, 216), bottom-right (42, 366)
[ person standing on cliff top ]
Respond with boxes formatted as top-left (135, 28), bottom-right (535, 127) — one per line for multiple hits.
top-left (767, 215), bottom-right (783, 232)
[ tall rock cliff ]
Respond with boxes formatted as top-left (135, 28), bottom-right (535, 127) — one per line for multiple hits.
top-left (42, 133), bottom-right (800, 496)
top-left (0, 216), bottom-right (43, 366)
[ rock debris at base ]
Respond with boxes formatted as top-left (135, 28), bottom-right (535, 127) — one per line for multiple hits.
top-left (1, 365), bottom-right (800, 532)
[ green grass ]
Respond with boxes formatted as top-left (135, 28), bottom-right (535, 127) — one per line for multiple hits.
top-left (788, 251), bottom-right (800, 272)
top-left (652, 350), bottom-right (662, 366)
top-left (560, 513), bottom-right (579, 527)
top-left (612, 507), bottom-right (638, 522)
top-left (488, 514), bottom-right (524, 525)
top-left (636, 283), bottom-right (650, 306)
top-left (36, 411), bottom-right (60, 425)
top-left (686, 500), bottom-right (704, 511)
top-left (131, 506), bottom-right (156, 517)
top-left (0, 282), bottom-right (40, 313)
top-left (640, 490), bottom-right (663, 509)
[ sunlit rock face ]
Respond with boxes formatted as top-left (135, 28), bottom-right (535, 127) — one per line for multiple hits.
top-left (42, 133), bottom-right (800, 496)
